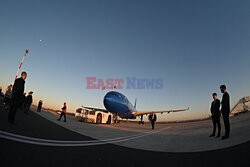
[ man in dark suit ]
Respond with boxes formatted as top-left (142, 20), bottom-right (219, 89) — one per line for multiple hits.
top-left (37, 100), bottom-right (43, 112)
top-left (24, 91), bottom-right (33, 114)
top-left (8, 72), bottom-right (27, 124)
top-left (209, 93), bottom-right (221, 137)
top-left (148, 113), bottom-right (157, 129)
top-left (220, 85), bottom-right (230, 140)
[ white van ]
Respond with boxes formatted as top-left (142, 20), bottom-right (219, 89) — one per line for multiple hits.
top-left (75, 108), bottom-right (114, 124)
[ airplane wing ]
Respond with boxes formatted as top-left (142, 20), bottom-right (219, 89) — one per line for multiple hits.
top-left (132, 107), bottom-right (189, 117)
top-left (83, 106), bottom-right (108, 113)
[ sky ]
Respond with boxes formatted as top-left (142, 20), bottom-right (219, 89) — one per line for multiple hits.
top-left (0, 0), bottom-right (250, 122)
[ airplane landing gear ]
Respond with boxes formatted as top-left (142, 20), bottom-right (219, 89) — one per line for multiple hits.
top-left (139, 121), bottom-right (144, 125)
top-left (139, 115), bottom-right (144, 125)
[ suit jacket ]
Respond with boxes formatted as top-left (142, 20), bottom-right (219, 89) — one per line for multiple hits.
top-left (149, 114), bottom-right (157, 122)
top-left (221, 92), bottom-right (230, 114)
top-left (210, 99), bottom-right (220, 116)
top-left (26, 95), bottom-right (33, 105)
top-left (12, 77), bottom-right (25, 101)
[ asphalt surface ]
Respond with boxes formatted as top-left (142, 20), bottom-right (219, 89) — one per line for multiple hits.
top-left (0, 99), bottom-right (250, 167)
top-left (33, 106), bottom-right (250, 152)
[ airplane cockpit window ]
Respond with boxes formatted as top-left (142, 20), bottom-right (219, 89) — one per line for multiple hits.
top-left (108, 92), bottom-right (120, 98)
top-left (124, 97), bottom-right (128, 103)
top-left (89, 110), bottom-right (95, 115)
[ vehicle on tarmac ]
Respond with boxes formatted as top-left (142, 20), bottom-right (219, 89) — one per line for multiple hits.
top-left (75, 107), bottom-right (116, 124)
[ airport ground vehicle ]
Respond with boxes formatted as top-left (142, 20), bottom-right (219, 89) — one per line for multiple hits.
top-left (75, 108), bottom-right (115, 124)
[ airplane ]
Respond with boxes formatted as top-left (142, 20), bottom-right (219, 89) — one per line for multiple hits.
top-left (83, 91), bottom-right (189, 124)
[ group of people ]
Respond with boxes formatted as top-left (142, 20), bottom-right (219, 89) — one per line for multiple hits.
top-left (3, 71), bottom-right (231, 141)
top-left (4, 71), bottom-right (66, 124)
top-left (3, 82), bottom-right (32, 113)
top-left (7, 72), bottom-right (34, 123)
top-left (210, 85), bottom-right (231, 140)
top-left (145, 84), bottom-right (231, 140)
top-left (3, 84), bottom-right (12, 110)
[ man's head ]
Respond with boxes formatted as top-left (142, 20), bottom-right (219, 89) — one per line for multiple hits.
top-left (220, 85), bottom-right (226, 93)
top-left (21, 71), bottom-right (27, 80)
top-left (212, 93), bottom-right (217, 100)
top-left (28, 91), bottom-right (33, 95)
top-left (9, 84), bottom-right (12, 89)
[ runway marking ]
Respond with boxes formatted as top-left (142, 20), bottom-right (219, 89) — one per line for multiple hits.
top-left (0, 127), bottom-right (171, 147)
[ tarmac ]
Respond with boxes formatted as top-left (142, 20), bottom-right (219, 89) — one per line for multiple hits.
top-left (0, 97), bottom-right (250, 167)
top-left (30, 106), bottom-right (250, 152)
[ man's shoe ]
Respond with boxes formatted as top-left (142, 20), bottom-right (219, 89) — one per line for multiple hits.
top-left (209, 134), bottom-right (215, 137)
top-left (64, 120), bottom-right (66, 122)
top-left (221, 135), bottom-right (229, 140)
top-left (216, 134), bottom-right (220, 138)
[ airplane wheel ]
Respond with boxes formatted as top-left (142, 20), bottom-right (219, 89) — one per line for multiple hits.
top-left (96, 113), bottom-right (102, 124)
top-left (139, 121), bottom-right (144, 125)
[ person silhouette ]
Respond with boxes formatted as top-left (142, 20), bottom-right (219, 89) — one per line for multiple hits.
top-left (57, 102), bottom-right (67, 122)
top-left (209, 93), bottom-right (221, 137)
top-left (8, 72), bottom-right (27, 124)
top-left (220, 85), bottom-right (230, 140)
top-left (148, 113), bottom-right (157, 129)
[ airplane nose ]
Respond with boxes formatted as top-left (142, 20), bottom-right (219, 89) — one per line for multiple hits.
top-left (103, 94), bottom-right (113, 111)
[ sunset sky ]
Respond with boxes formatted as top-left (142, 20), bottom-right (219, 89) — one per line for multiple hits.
top-left (1, 0), bottom-right (250, 121)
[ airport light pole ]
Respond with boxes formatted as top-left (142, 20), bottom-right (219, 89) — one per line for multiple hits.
top-left (14, 49), bottom-right (29, 82)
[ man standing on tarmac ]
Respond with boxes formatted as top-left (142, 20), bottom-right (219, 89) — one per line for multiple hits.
top-left (149, 113), bottom-right (157, 129)
top-left (24, 91), bottom-right (33, 114)
top-left (209, 93), bottom-right (221, 137)
top-left (8, 72), bottom-right (27, 124)
top-left (220, 85), bottom-right (231, 140)
top-left (37, 100), bottom-right (43, 112)
top-left (57, 102), bottom-right (67, 122)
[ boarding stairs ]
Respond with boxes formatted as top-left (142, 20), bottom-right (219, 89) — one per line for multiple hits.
top-left (230, 96), bottom-right (250, 115)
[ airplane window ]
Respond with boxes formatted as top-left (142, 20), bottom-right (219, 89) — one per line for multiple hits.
top-left (89, 111), bottom-right (95, 115)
